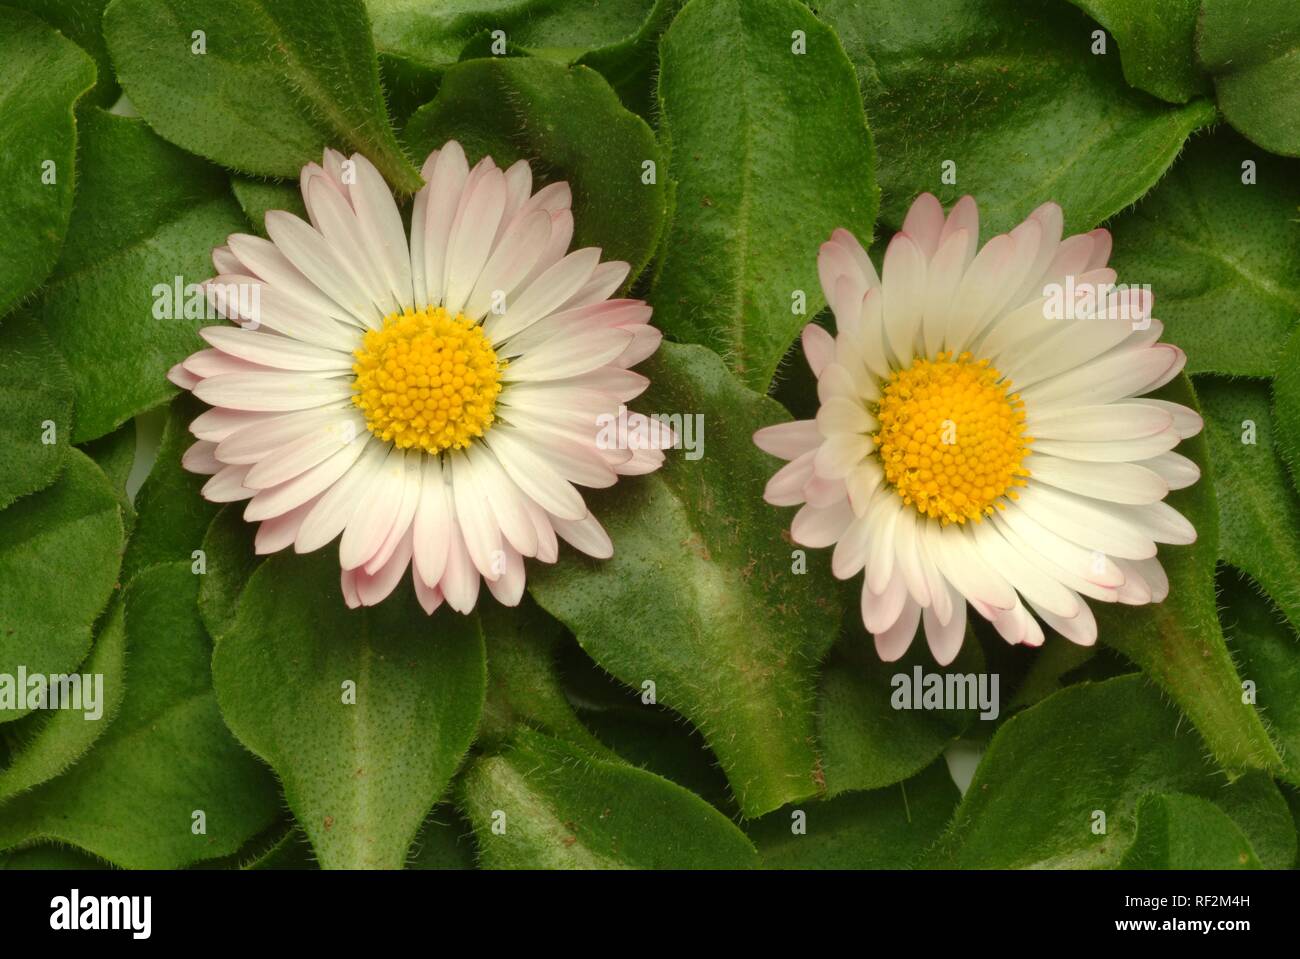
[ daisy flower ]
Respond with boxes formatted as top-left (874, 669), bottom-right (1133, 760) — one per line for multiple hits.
top-left (754, 194), bottom-right (1201, 665)
top-left (170, 142), bottom-right (666, 615)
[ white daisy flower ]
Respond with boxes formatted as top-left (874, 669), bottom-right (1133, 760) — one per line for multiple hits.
top-left (170, 142), bottom-right (667, 615)
top-left (754, 194), bottom-right (1201, 665)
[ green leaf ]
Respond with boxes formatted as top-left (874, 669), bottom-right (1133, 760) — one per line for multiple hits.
top-left (0, 563), bottom-right (280, 868)
top-left (1105, 129), bottom-right (1300, 377)
top-left (0, 845), bottom-right (107, 870)
top-left (452, 1), bottom-right (684, 119)
top-left (404, 56), bottom-right (667, 282)
top-left (0, 7), bottom-right (96, 317)
top-left (0, 311), bottom-right (75, 509)
top-left (529, 344), bottom-right (842, 818)
top-left (748, 761), bottom-right (959, 868)
top-left (0, 449), bottom-right (124, 724)
top-left (1007, 636), bottom-right (1097, 711)
top-left (930, 674), bottom-right (1295, 868)
top-left (459, 729), bottom-right (760, 868)
top-left (1273, 325), bottom-right (1300, 496)
top-left (1222, 571), bottom-right (1300, 788)
top-left (1120, 792), bottom-right (1262, 869)
top-left (477, 599), bottom-right (612, 757)
top-left (197, 505), bottom-right (261, 642)
top-left (368, 0), bottom-right (655, 64)
top-left (1197, 0), bottom-right (1300, 157)
top-left (40, 108), bottom-right (246, 443)
top-left (575, 0), bottom-right (686, 118)
top-left (652, 0), bottom-right (878, 390)
top-left (1067, 0), bottom-right (1209, 103)
top-left (121, 395), bottom-right (219, 584)
top-left (5, 0), bottom-right (117, 106)
top-left (817, 628), bottom-right (985, 795)
top-left (79, 419), bottom-right (138, 519)
top-left (211, 550), bottom-right (486, 869)
top-left (103, 0), bottom-right (421, 191)
top-left (1201, 378), bottom-right (1300, 633)
top-left (814, 0), bottom-right (1216, 235)
top-left (229, 175), bottom-right (308, 237)
top-left (0, 598), bottom-right (125, 803)
top-left (1096, 376), bottom-right (1281, 775)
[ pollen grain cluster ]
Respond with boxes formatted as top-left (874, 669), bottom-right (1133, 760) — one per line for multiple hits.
top-left (351, 306), bottom-right (503, 455)
top-left (872, 351), bottom-right (1031, 524)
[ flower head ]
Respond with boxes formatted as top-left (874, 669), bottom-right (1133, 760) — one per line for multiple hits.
top-left (754, 194), bottom-right (1201, 665)
top-left (171, 143), bottom-right (666, 614)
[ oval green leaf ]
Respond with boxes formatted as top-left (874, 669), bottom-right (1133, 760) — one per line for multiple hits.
top-left (1106, 129), bottom-right (1300, 377)
top-left (0, 311), bottom-right (76, 509)
top-left (0, 7), bottom-right (97, 316)
top-left (930, 674), bottom-right (1295, 868)
top-left (1197, 0), bottom-right (1300, 157)
top-left (1120, 792), bottom-right (1262, 869)
top-left (529, 343), bottom-right (842, 818)
top-left (652, 0), bottom-right (878, 390)
top-left (815, 0), bottom-right (1215, 235)
top-left (459, 729), bottom-right (760, 868)
top-left (1095, 376), bottom-right (1281, 776)
top-left (104, 0), bottom-right (421, 190)
top-left (1067, 0), bottom-right (1209, 103)
top-left (40, 108), bottom-right (247, 443)
top-left (212, 550), bottom-right (487, 869)
top-left (1201, 377), bottom-right (1300, 634)
top-left (0, 563), bottom-right (280, 868)
top-left (0, 449), bottom-right (124, 724)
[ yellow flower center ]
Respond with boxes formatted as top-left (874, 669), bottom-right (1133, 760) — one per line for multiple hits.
top-left (872, 351), bottom-right (1031, 524)
top-left (351, 306), bottom-right (504, 455)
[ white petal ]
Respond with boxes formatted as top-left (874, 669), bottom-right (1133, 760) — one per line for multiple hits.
top-left (243, 414), bottom-right (365, 489)
top-left (880, 232), bottom-right (926, 365)
top-left (442, 164), bottom-right (508, 314)
top-left (1027, 455), bottom-right (1168, 505)
top-left (243, 433), bottom-right (369, 522)
top-left (1027, 402), bottom-right (1173, 442)
top-left (194, 372), bottom-right (352, 412)
top-left (338, 447), bottom-right (408, 571)
top-left (295, 437), bottom-right (389, 552)
top-left (412, 455), bottom-right (452, 589)
top-left (450, 451), bottom-right (504, 579)
top-left (874, 598), bottom-right (921, 661)
top-left (468, 443), bottom-right (539, 558)
top-left (349, 153), bottom-right (414, 311)
top-left (419, 141), bottom-right (470, 308)
top-left (484, 428), bottom-right (587, 520)
top-left (1019, 345), bottom-right (1179, 410)
top-left (200, 326), bottom-right (352, 372)
top-left (763, 449), bottom-right (816, 507)
top-left (486, 248), bottom-right (601, 344)
top-left (802, 323), bottom-right (835, 377)
top-left (264, 210), bottom-right (378, 326)
top-left (216, 404), bottom-right (354, 465)
top-left (790, 498), bottom-right (854, 548)
top-left (1143, 451), bottom-right (1201, 490)
top-left (863, 567), bottom-right (908, 633)
top-left (552, 511), bottom-right (613, 559)
top-left (813, 434), bottom-right (872, 480)
top-left (754, 419), bottom-right (820, 460)
top-left (363, 451), bottom-right (423, 575)
top-left (1015, 483), bottom-right (1157, 560)
top-left (922, 584), bottom-right (967, 666)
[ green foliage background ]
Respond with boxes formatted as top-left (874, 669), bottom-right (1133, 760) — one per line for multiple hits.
top-left (1, 0), bottom-right (1298, 870)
